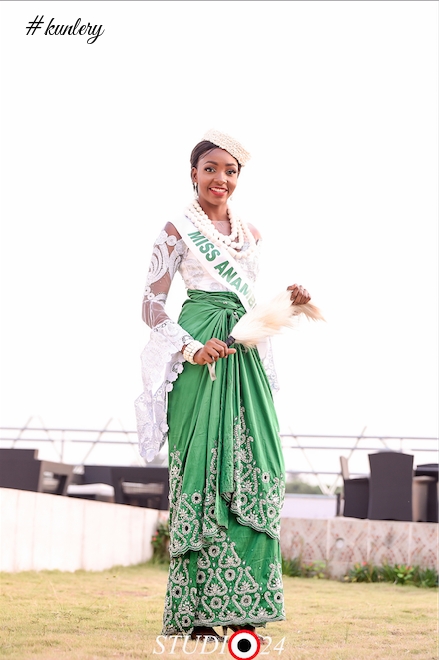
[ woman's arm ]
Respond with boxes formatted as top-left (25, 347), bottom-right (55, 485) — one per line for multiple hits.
top-left (142, 223), bottom-right (235, 362)
top-left (142, 222), bottom-right (193, 350)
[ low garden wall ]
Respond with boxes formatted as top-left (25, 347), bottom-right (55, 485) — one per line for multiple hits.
top-left (1, 488), bottom-right (437, 577)
top-left (280, 516), bottom-right (438, 578)
top-left (0, 487), bottom-right (160, 572)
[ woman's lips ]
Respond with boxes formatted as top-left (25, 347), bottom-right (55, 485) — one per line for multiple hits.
top-left (210, 187), bottom-right (228, 196)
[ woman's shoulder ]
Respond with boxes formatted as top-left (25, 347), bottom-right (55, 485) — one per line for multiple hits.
top-left (247, 222), bottom-right (262, 242)
top-left (163, 221), bottom-right (182, 240)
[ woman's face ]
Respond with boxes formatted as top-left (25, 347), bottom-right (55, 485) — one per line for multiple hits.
top-left (192, 148), bottom-right (239, 207)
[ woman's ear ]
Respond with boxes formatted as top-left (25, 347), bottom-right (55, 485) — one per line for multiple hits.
top-left (191, 166), bottom-right (198, 184)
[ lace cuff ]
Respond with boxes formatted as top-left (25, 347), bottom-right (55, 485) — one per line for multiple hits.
top-left (135, 332), bottom-right (189, 462)
top-left (154, 319), bottom-right (193, 353)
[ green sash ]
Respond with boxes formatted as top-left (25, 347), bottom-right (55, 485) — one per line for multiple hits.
top-left (172, 214), bottom-right (257, 311)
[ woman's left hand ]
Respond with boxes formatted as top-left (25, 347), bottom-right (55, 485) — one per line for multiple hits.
top-left (287, 284), bottom-right (311, 305)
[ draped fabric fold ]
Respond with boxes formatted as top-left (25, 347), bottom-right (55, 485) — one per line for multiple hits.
top-left (162, 290), bottom-right (285, 635)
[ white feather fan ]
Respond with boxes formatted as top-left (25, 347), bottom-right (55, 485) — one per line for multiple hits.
top-left (207, 291), bottom-right (325, 380)
top-left (225, 290), bottom-right (324, 348)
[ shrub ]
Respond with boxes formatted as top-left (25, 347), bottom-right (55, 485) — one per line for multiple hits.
top-left (282, 557), bottom-right (438, 588)
top-left (302, 560), bottom-right (329, 579)
top-left (413, 567), bottom-right (439, 589)
top-left (282, 557), bottom-right (329, 579)
top-left (344, 561), bottom-right (438, 588)
top-left (151, 521), bottom-right (170, 564)
top-left (282, 557), bottom-right (302, 577)
top-left (346, 562), bottom-right (381, 583)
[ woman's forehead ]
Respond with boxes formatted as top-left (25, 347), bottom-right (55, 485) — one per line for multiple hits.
top-left (197, 147), bottom-right (238, 166)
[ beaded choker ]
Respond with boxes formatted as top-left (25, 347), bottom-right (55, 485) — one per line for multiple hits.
top-left (184, 199), bottom-right (257, 261)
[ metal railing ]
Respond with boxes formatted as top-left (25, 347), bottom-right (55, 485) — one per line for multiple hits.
top-left (1, 418), bottom-right (437, 495)
top-left (280, 430), bottom-right (437, 494)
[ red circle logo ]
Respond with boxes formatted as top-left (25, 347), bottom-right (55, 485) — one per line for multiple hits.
top-left (228, 629), bottom-right (261, 660)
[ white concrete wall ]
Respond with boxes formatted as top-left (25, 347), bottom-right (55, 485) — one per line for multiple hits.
top-left (0, 488), bottom-right (160, 572)
top-left (281, 493), bottom-right (337, 519)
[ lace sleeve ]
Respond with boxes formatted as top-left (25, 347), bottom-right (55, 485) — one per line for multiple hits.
top-left (142, 223), bottom-right (193, 351)
top-left (135, 223), bottom-right (195, 462)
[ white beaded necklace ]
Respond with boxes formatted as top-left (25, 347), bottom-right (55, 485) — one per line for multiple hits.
top-left (185, 199), bottom-right (257, 261)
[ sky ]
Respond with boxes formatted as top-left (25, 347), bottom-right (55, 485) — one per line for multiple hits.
top-left (0, 1), bottom-right (437, 473)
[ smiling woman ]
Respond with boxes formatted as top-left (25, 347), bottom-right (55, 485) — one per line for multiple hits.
top-left (134, 129), bottom-right (312, 643)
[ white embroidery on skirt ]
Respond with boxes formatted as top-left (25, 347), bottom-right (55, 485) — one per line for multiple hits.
top-left (228, 407), bottom-right (284, 539)
top-left (168, 407), bottom-right (284, 558)
top-left (163, 404), bottom-right (286, 635)
top-left (162, 539), bottom-right (285, 635)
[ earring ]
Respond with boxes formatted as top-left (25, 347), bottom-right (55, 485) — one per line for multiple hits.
top-left (193, 182), bottom-right (198, 198)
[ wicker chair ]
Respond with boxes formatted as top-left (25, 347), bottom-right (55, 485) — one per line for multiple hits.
top-left (339, 456), bottom-right (369, 519)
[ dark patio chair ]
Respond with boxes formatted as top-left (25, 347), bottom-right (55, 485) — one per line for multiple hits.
top-left (414, 463), bottom-right (438, 522)
top-left (367, 451), bottom-right (432, 522)
top-left (339, 456), bottom-right (369, 519)
top-left (415, 463), bottom-right (439, 480)
top-left (0, 448), bottom-right (39, 461)
top-left (111, 466), bottom-right (169, 510)
top-left (0, 448), bottom-right (74, 496)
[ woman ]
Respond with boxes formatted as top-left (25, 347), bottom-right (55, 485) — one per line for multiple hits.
top-left (135, 129), bottom-right (311, 641)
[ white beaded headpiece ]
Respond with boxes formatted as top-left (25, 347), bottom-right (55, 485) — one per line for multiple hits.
top-left (203, 129), bottom-right (251, 166)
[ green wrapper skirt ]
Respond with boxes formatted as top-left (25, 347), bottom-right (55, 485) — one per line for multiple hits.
top-left (162, 290), bottom-right (286, 635)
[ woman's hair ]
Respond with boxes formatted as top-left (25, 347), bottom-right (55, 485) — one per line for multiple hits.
top-left (190, 140), bottom-right (242, 174)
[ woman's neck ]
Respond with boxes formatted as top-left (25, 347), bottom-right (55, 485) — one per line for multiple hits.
top-left (196, 198), bottom-right (228, 222)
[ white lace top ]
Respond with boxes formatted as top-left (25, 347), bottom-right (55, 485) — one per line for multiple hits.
top-left (135, 220), bottom-right (278, 461)
top-left (141, 222), bottom-right (260, 339)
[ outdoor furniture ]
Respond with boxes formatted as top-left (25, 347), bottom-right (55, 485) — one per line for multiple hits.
top-left (415, 464), bottom-right (438, 522)
top-left (81, 465), bottom-right (114, 485)
top-left (412, 476), bottom-right (436, 522)
top-left (415, 463), bottom-right (439, 479)
top-left (367, 451), bottom-right (433, 522)
top-left (0, 448), bottom-right (74, 496)
top-left (339, 456), bottom-right (369, 519)
top-left (67, 466), bottom-right (116, 502)
top-left (67, 482), bottom-right (115, 502)
top-left (111, 466), bottom-right (169, 510)
top-left (66, 465), bottom-right (169, 509)
top-left (0, 448), bottom-right (39, 461)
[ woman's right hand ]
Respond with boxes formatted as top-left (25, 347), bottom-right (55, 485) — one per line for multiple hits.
top-left (193, 338), bottom-right (236, 365)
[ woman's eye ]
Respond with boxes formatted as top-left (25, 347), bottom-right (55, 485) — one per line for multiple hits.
top-left (205, 167), bottom-right (215, 172)
top-left (227, 170), bottom-right (237, 175)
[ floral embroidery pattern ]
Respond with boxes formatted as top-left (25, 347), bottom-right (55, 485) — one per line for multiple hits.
top-left (162, 533), bottom-right (285, 635)
top-left (168, 407), bottom-right (284, 557)
top-left (227, 407), bottom-right (285, 540)
top-left (143, 231), bottom-right (186, 302)
top-left (163, 404), bottom-right (285, 635)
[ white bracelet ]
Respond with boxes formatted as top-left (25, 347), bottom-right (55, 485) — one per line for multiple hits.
top-left (183, 340), bottom-right (204, 364)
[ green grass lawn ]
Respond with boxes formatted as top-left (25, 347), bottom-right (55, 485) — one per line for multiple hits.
top-left (0, 563), bottom-right (437, 660)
